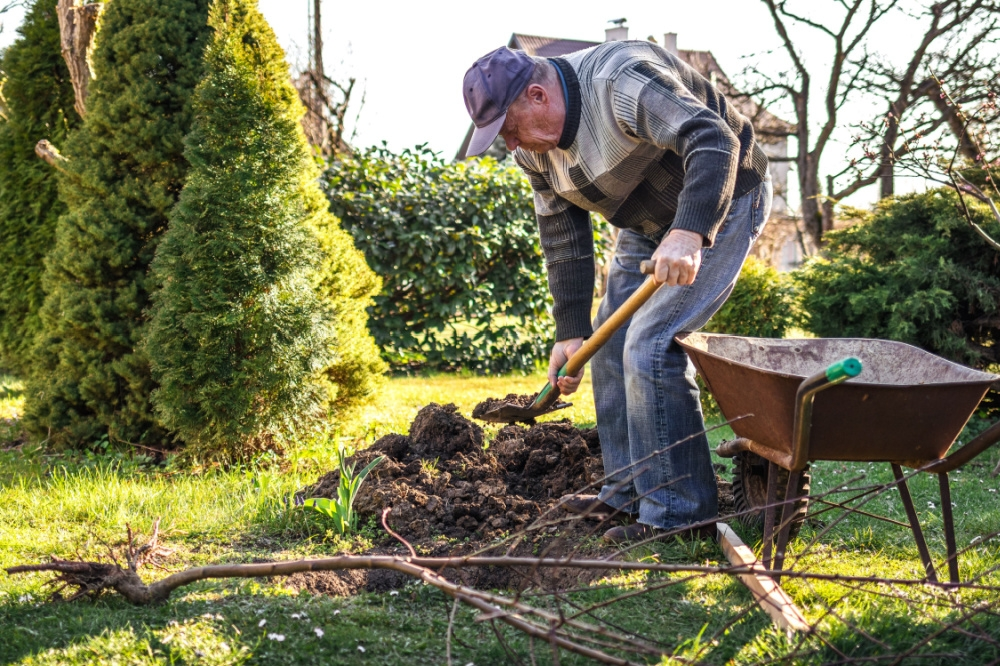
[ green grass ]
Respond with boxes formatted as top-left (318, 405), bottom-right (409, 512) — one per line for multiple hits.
top-left (2, 370), bottom-right (1000, 664)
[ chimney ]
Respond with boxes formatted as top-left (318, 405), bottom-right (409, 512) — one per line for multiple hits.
top-left (663, 32), bottom-right (678, 55)
top-left (606, 18), bottom-right (628, 42)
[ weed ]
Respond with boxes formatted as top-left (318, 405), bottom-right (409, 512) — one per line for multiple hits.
top-left (303, 445), bottom-right (384, 535)
top-left (418, 457), bottom-right (440, 478)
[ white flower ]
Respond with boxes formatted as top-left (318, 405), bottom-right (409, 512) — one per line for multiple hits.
top-left (990, 489), bottom-right (997, 493)
top-left (358, 645), bottom-right (366, 653)
top-left (267, 633), bottom-right (285, 642)
top-left (314, 627), bottom-right (324, 638)
top-left (389, 591), bottom-right (399, 596)
top-left (971, 536), bottom-right (983, 545)
top-left (333, 610), bottom-right (341, 616)
top-left (258, 619), bottom-right (267, 627)
top-left (291, 613), bottom-right (302, 619)
top-left (927, 502), bottom-right (936, 509)
top-left (18, 594), bottom-right (34, 603)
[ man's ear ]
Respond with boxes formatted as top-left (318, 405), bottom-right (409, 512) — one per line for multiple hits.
top-left (524, 83), bottom-right (548, 106)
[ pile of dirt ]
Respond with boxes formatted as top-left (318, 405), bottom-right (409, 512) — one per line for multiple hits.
top-left (301, 403), bottom-right (603, 544)
top-left (292, 403), bottom-right (733, 595)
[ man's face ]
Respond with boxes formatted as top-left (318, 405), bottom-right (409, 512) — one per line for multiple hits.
top-left (498, 85), bottom-right (562, 154)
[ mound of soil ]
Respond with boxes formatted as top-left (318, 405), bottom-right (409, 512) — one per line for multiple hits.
top-left (301, 403), bottom-right (603, 544)
top-left (292, 403), bottom-right (734, 594)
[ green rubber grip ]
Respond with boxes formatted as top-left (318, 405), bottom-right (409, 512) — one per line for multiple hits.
top-left (825, 357), bottom-right (862, 382)
top-left (533, 365), bottom-right (569, 405)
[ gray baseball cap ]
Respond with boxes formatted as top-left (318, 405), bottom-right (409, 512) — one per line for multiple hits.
top-left (462, 47), bottom-right (536, 158)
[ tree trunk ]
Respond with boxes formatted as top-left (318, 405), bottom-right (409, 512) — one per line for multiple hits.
top-left (800, 155), bottom-right (822, 249)
top-left (57, 0), bottom-right (105, 117)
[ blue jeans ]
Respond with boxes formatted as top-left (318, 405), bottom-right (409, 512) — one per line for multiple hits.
top-left (591, 177), bottom-right (772, 529)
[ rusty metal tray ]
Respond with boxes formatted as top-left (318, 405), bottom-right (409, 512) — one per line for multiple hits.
top-left (676, 332), bottom-right (998, 466)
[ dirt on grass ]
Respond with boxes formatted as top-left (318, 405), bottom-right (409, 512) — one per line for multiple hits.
top-left (290, 402), bottom-right (734, 596)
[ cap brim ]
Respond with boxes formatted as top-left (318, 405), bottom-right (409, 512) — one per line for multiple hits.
top-left (465, 112), bottom-right (507, 158)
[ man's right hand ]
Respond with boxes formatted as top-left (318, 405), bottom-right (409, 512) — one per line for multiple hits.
top-left (549, 337), bottom-right (585, 395)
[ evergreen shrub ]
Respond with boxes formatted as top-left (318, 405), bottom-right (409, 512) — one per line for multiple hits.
top-left (324, 146), bottom-right (552, 373)
top-left (145, 0), bottom-right (342, 460)
top-left (796, 189), bottom-right (1000, 414)
top-left (705, 255), bottom-right (800, 338)
top-left (24, 0), bottom-right (212, 447)
top-left (0, 0), bottom-right (79, 376)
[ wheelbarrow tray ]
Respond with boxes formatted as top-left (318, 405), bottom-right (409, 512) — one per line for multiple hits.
top-left (677, 332), bottom-right (998, 468)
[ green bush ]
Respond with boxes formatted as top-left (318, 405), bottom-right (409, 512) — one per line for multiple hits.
top-left (796, 188), bottom-right (1000, 413)
top-left (145, 0), bottom-right (341, 461)
top-left (24, 0), bottom-right (212, 448)
top-left (705, 255), bottom-right (800, 338)
top-left (324, 146), bottom-right (552, 373)
top-left (0, 0), bottom-right (80, 376)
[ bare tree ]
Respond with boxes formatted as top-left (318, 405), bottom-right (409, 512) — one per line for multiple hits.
top-left (741, 0), bottom-right (999, 248)
top-left (295, 0), bottom-right (360, 158)
top-left (838, 1), bottom-right (999, 201)
top-left (893, 80), bottom-right (1000, 250)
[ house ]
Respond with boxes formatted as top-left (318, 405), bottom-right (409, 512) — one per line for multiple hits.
top-left (458, 24), bottom-right (804, 270)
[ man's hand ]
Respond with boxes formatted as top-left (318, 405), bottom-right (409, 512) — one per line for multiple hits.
top-left (650, 229), bottom-right (704, 286)
top-left (549, 337), bottom-right (585, 395)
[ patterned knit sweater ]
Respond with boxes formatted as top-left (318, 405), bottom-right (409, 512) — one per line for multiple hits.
top-left (514, 40), bottom-right (768, 340)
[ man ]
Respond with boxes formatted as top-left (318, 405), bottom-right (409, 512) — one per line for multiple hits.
top-left (462, 42), bottom-right (772, 543)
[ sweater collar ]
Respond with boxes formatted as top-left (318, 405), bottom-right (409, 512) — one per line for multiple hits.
top-left (548, 57), bottom-right (580, 150)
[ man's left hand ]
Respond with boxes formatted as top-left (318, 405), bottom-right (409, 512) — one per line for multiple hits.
top-left (650, 229), bottom-right (704, 286)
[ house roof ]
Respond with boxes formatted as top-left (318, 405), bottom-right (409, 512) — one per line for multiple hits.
top-left (456, 33), bottom-right (795, 160)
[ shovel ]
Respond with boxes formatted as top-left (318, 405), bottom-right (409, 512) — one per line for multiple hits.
top-left (477, 260), bottom-right (663, 424)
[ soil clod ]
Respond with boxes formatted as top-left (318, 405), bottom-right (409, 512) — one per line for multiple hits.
top-left (470, 392), bottom-right (537, 420)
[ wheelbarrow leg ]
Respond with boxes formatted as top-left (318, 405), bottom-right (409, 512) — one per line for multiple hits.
top-left (891, 463), bottom-right (938, 583)
top-left (762, 461), bottom-right (779, 570)
top-left (772, 469), bottom-right (803, 583)
top-left (938, 472), bottom-right (960, 584)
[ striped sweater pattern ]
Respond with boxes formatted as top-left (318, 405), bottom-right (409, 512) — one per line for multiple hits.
top-left (514, 40), bottom-right (768, 340)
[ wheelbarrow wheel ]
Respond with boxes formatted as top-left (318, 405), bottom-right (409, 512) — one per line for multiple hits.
top-left (731, 448), bottom-right (810, 538)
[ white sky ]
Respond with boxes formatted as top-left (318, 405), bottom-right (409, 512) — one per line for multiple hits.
top-left (0, 1), bottom-right (959, 209)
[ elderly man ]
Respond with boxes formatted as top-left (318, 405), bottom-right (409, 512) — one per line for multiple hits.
top-left (462, 41), bottom-right (771, 543)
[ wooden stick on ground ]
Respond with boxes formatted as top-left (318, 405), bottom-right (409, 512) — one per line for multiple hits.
top-left (716, 522), bottom-right (811, 634)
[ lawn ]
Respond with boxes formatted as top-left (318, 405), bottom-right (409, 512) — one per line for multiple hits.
top-left (1, 371), bottom-right (999, 665)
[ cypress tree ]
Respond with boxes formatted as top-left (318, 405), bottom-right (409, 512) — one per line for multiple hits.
top-left (24, 0), bottom-right (212, 447)
top-left (0, 0), bottom-right (80, 376)
top-left (145, 0), bottom-right (339, 460)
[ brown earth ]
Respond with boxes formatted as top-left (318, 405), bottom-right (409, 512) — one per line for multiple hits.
top-left (470, 392), bottom-right (537, 420)
top-left (291, 403), bottom-right (734, 595)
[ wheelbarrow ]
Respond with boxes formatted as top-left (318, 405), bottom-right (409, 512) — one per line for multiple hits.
top-left (676, 332), bottom-right (1000, 584)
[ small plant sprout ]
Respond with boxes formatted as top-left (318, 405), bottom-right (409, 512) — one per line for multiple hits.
top-left (419, 457), bottom-right (440, 478)
top-left (303, 446), bottom-right (384, 536)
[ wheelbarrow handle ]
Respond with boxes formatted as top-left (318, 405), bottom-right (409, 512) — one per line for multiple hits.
top-left (907, 418), bottom-right (1000, 475)
top-left (531, 261), bottom-right (661, 409)
top-left (788, 357), bottom-right (863, 471)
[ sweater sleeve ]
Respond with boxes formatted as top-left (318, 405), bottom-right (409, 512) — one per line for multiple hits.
top-left (515, 152), bottom-right (595, 341)
top-left (610, 61), bottom-right (740, 246)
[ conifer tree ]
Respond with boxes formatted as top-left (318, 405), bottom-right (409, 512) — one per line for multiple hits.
top-left (0, 0), bottom-right (80, 376)
top-left (145, 0), bottom-right (339, 459)
top-left (24, 0), bottom-right (212, 447)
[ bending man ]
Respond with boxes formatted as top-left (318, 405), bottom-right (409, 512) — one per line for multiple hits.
top-left (462, 41), bottom-right (771, 542)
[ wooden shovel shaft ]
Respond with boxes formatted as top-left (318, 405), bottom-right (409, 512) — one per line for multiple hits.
top-left (563, 260), bottom-right (660, 377)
